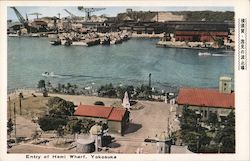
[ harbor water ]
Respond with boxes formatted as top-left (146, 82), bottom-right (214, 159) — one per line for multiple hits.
top-left (8, 37), bottom-right (234, 92)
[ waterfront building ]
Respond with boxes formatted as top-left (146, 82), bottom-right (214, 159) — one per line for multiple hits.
top-left (173, 21), bottom-right (229, 42)
top-left (74, 104), bottom-right (130, 135)
top-left (176, 88), bottom-right (234, 120)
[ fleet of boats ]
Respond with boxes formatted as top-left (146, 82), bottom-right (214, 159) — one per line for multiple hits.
top-left (48, 32), bottom-right (130, 47)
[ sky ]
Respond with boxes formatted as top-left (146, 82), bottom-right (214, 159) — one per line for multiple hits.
top-left (7, 6), bottom-right (234, 21)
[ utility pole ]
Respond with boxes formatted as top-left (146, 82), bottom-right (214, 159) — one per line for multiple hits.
top-left (14, 103), bottom-right (17, 143)
top-left (167, 118), bottom-right (170, 137)
top-left (19, 93), bottom-right (22, 115)
top-left (149, 73), bottom-right (152, 98)
top-left (149, 73), bottom-right (151, 88)
top-left (8, 97), bottom-right (11, 119)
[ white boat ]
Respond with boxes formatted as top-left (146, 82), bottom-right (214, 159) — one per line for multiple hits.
top-left (71, 41), bottom-right (88, 46)
top-left (8, 33), bottom-right (19, 37)
top-left (198, 52), bottom-right (212, 56)
top-left (31, 33), bottom-right (40, 37)
top-left (42, 72), bottom-right (55, 77)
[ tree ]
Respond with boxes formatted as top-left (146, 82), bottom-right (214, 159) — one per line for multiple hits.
top-left (38, 116), bottom-right (67, 131)
top-left (37, 80), bottom-right (46, 89)
top-left (180, 107), bottom-right (210, 153)
top-left (56, 125), bottom-right (65, 143)
top-left (97, 83), bottom-right (117, 97)
top-left (7, 118), bottom-right (13, 138)
top-left (80, 119), bottom-right (96, 133)
top-left (64, 119), bottom-right (82, 138)
top-left (38, 97), bottom-right (75, 132)
top-left (214, 111), bottom-right (235, 153)
top-left (47, 97), bottom-right (75, 117)
top-left (206, 112), bottom-right (218, 128)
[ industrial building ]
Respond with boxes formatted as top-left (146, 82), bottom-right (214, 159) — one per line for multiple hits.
top-left (103, 21), bottom-right (231, 39)
top-left (174, 21), bottom-right (229, 42)
top-left (74, 104), bottom-right (130, 136)
top-left (176, 77), bottom-right (234, 120)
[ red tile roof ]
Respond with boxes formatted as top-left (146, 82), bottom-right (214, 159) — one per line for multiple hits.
top-left (108, 108), bottom-right (126, 121)
top-left (74, 105), bottom-right (113, 118)
top-left (176, 88), bottom-right (234, 109)
top-left (74, 104), bottom-right (126, 121)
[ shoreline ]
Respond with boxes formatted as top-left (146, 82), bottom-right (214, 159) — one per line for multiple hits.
top-left (8, 34), bottom-right (235, 51)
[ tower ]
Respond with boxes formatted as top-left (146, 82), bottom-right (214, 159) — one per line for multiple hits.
top-left (122, 91), bottom-right (130, 108)
top-left (219, 76), bottom-right (232, 93)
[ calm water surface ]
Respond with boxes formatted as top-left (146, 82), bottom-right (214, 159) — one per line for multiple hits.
top-left (8, 37), bottom-right (234, 91)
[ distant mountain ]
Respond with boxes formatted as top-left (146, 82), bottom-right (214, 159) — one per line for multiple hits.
top-left (172, 11), bottom-right (234, 22)
top-left (116, 10), bottom-right (234, 22)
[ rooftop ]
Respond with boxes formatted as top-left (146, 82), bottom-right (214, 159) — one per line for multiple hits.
top-left (74, 104), bottom-right (126, 121)
top-left (176, 87), bottom-right (234, 109)
top-left (108, 108), bottom-right (127, 121)
top-left (74, 104), bottom-right (113, 118)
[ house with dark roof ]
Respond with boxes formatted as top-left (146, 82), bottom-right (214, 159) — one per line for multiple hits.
top-left (176, 77), bottom-right (234, 120)
top-left (74, 104), bottom-right (130, 136)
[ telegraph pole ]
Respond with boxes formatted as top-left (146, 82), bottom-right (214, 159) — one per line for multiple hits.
top-left (148, 73), bottom-right (151, 88)
top-left (19, 93), bottom-right (22, 115)
top-left (8, 97), bottom-right (11, 119)
top-left (148, 73), bottom-right (152, 98)
top-left (14, 103), bottom-right (17, 143)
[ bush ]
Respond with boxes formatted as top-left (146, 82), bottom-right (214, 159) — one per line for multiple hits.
top-left (38, 116), bottom-right (67, 131)
top-left (47, 97), bottom-right (75, 117)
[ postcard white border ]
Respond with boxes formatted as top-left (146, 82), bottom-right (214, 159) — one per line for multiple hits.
top-left (0, 0), bottom-right (249, 161)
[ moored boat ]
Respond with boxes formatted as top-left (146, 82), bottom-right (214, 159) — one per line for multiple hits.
top-left (42, 72), bottom-right (55, 77)
top-left (198, 52), bottom-right (212, 56)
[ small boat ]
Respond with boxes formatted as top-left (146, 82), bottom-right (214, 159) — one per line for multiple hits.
top-left (71, 41), bottom-right (88, 46)
top-left (198, 52), bottom-right (212, 56)
top-left (8, 33), bottom-right (19, 37)
top-left (110, 38), bottom-right (122, 45)
top-left (49, 40), bottom-right (61, 45)
top-left (61, 37), bottom-right (72, 46)
top-left (42, 72), bottom-right (55, 77)
top-left (31, 33), bottom-right (40, 37)
top-left (100, 36), bottom-right (110, 45)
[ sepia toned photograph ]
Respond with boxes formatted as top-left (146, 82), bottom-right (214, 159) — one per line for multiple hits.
top-left (6, 5), bottom-right (235, 155)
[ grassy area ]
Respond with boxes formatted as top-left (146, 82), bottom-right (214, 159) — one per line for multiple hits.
top-left (7, 96), bottom-right (51, 119)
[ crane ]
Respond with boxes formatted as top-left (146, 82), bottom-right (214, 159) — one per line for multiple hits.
top-left (57, 13), bottom-right (61, 19)
top-left (64, 9), bottom-right (77, 18)
top-left (10, 7), bottom-right (27, 25)
top-left (29, 12), bottom-right (42, 19)
top-left (77, 7), bottom-right (105, 21)
top-left (64, 9), bottom-right (83, 21)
